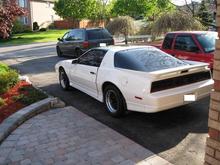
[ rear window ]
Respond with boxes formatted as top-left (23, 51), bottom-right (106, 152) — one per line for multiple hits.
top-left (114, 48), bottom-right (187, 72)
top-left (87, 29), bottom-right (112, 40)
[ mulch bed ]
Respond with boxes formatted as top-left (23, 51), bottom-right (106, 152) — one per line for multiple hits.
top-left (0, 81), bottom-right (32, 123)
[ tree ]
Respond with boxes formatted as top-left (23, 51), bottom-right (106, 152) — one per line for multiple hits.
top-left (148, 11), bottom-right (204, 37)
top-left (106, 16), bottom-right (136, 44)
top-left (146, 0), bottom-right (175, 21)
top-left (54, 0), bottom-right (97, 21)
top-left (168, 0), bottom-right (215, 28)
top-left (112, 0), bottom-right (149, 18)
top-left (168, 0), bottom-right (200, 17)
top-left (112, 0), bottom-right (173, 19)
top-left (197, 0), bottom-right (213, 27)
top-left (90, 0), bottom-right (115, 20)
top-left (0, 0), bottom-right (25, 39)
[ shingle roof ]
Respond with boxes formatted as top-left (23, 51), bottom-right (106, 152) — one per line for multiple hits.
top-left (31, 0), bottom-right (55, 2)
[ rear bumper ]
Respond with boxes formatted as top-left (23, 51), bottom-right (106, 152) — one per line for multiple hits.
top-left (127, 79), bottom-right (214, 113)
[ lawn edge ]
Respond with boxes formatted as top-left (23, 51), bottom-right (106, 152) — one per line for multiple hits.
top-left (0, 41), bottom-right (57, 47)
top-left (0, 97), bottom-right (65, 144)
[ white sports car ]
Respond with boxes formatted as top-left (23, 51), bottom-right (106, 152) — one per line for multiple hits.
top-left (55, 46), bottom-right (213, 117)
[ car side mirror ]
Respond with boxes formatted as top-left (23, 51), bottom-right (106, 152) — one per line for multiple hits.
top-left (58, 38), bottom-right (63, 42)
top-left (72, 59), bottom-right (78, 64)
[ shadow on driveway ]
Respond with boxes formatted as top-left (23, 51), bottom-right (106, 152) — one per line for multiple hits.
top-left (40, 82), bottom-right (209, 154)
top-left (10, 56), bottom-right (64, 75)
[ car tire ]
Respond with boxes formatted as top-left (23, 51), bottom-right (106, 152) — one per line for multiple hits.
top-left (59, 69), bottom-right (70, 90)
top-left (104, 85), bottom-right (126, 117)
top-left (57, 46), bottom-right (63, 57)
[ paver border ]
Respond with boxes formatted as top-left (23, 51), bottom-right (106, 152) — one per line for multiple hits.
top-left (0, 97), bottom-right (65, 144)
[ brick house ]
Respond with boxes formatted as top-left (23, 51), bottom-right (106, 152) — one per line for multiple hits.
top-left (204, 0), bottom-right (220, 164)
top-left (18, 0), bottom-right (61, 29)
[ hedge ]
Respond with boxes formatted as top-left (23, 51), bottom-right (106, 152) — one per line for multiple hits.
top-left (0, 63), bottom-right (19, 94)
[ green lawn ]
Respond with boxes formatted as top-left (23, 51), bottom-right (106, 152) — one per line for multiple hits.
top-left (0, 29), bottom-right (68, 46)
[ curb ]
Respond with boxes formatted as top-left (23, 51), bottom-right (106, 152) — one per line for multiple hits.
top-left (0, 97), bottom-right (65, 144)
top-left (0, 42), bottom-right (56, 48)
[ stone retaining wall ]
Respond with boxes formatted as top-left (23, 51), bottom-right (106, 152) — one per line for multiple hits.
top-left (204, 1), bottom-right (220, 164)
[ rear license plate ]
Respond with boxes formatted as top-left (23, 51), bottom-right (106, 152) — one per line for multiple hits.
top-left (184, 94), bottom-right (196, 102)
top-left (100, 43), bottom-right (107, 47)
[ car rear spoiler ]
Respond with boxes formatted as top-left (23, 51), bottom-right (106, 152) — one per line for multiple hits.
top-left (149, 63), bottom-right (210, 80)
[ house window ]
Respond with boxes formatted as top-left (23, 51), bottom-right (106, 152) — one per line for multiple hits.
top-left (20, 16), bottom-right (28, 25)
top-left (19, 0), bottom-right (27, 8)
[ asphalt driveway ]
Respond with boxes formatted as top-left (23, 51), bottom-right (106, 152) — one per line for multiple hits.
top-left (0, 43), bottom-right (210, 165)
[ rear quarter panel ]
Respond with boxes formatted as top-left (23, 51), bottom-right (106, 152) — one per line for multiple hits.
top-left (96, 50), bottom-right (151, 104)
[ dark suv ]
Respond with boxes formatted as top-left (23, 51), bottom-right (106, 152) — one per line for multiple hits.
top-left (56, 28), bottom-right (114, 57)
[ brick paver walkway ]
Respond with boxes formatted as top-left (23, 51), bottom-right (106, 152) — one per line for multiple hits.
top-left (0, 107), bottom-right (170, 165)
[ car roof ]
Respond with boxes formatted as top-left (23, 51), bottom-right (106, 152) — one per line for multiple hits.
top-left (93, 45), bottom-right (156, 52)
top-left (167, 31), bottom-right (217, 35)
top-left (70, 28), bottom-right (105, 31)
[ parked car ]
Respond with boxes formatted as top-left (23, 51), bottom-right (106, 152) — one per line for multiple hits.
top-left (55, 46), bottom-right (213, 117)
top-left (56, 28), bottom-right (114, 57)
top-left (154, 31), bottom-right (218, 69)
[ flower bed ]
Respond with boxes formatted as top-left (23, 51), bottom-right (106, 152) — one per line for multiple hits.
top-left (0, 63), bottom-right (47, 123)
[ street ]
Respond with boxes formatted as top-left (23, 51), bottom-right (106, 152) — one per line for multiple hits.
top-left (0, 43), bottom-right (210, 165)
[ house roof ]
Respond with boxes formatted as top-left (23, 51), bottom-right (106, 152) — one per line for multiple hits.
top-left (31, 0), bottom-right (55, 2)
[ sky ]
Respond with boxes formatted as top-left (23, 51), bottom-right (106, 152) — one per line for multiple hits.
top-left (172, 0), bottom-right (201, 6)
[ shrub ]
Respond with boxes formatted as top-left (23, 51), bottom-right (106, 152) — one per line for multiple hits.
top-left (39, 28), bottom-right (47, 32)
top-left (0, 63), bottom-right (19, 94)
top-left (146, 11), bottom-right (205, 37)
top-left (0, 63), bottom-right (9, 73)
top-left (12, 20), bottom-right (32, 34)
top-left (33, 22), bottom-right (39, 31)
top-left (12, 20), bottom-right (24, 34)
top-left (106, 16), bottom-right (137, 44)
top-left (48, 23), bottom-right (55, 29)
top-left (18, 86), bottom-right (47, 105)
top-left (0, 0), bottom-right (26, 39)
top-left (0, 97), bottom-right (5, 107)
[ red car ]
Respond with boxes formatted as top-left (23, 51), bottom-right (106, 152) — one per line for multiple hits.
top-left (159, 31), bottom-right (218, 68)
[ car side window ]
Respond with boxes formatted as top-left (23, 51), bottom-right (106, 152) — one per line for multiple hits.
top-left (162, 34), bottom-right (175, 49)
top-left (78, 50), bottom-right (107, 67)
top-left (62, 32), bottom-right (69, 40)
top-left (66, 30), bottom-right (84, 41)
top-left (174, 35), bottom-right (200, 53)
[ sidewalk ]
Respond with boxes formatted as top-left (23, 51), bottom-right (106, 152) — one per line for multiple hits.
top-left (0, 106), bottom-right (171, 165)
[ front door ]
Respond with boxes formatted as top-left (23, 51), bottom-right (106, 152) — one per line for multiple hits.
top-left (65, 29), bottom-right (85, 56)
top-left (70, 49), bottom-right (107, 98)
top-left (173, 34), bottom-right (206, 63)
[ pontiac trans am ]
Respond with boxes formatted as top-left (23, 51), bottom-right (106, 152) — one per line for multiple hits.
top-left (55, 46), bottom-right (213, 117)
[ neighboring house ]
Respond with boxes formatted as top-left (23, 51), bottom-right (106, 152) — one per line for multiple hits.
top-left (18, 0), bottom-right (61, 29)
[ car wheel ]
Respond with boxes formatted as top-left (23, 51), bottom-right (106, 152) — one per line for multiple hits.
top-left (104, 85), bottom-right (126, 117)
top-left (59, 69), bottom-right (70, 90)
top-left (75, 48), bottom-right (82, 57)
top-left (57, 46), bottom-right (63, 57)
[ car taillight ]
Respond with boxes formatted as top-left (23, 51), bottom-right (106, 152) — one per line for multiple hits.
top-left (83, 41), bottom-right (89, 48)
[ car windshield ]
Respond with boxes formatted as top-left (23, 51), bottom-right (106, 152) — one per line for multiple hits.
top-left (196, 32), bottom-right (218, 53)
top-left (114, 47), bottom-right (188, 72)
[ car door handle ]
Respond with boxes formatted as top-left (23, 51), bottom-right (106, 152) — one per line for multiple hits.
top-left (90, 71), bottom-right (96, 75)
